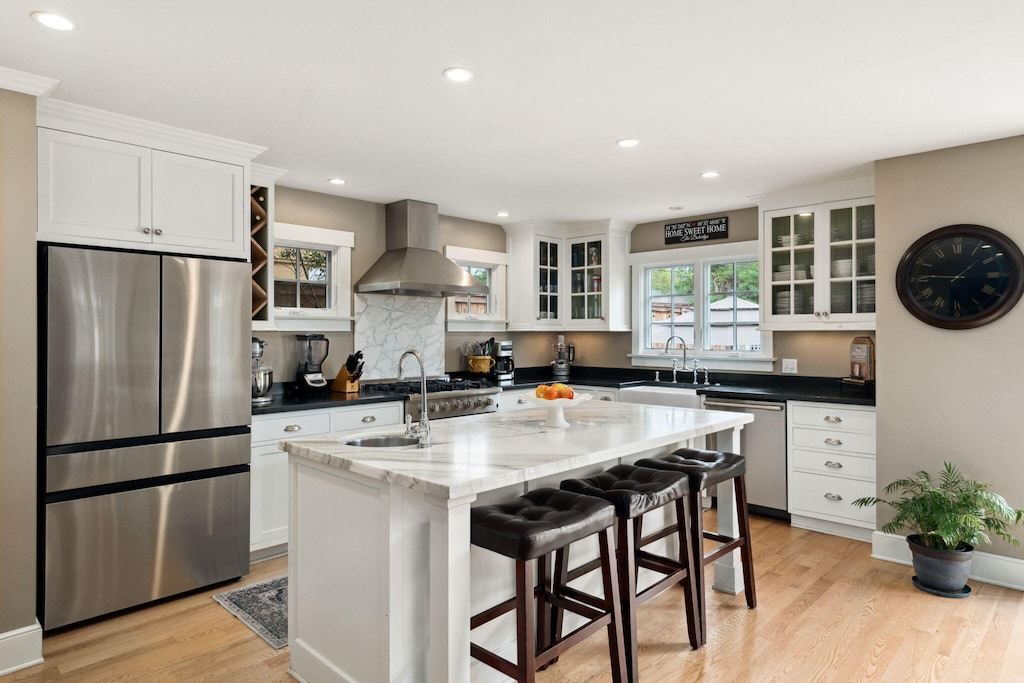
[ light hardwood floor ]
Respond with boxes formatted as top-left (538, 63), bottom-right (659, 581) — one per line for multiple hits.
top-left (4, 515), bottom-right (1023, 682)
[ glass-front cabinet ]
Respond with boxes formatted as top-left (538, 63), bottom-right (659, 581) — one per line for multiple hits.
top-left (505, 220), bottom-right (631, 331)
top-left (762, 198), bottom-right (876, 330)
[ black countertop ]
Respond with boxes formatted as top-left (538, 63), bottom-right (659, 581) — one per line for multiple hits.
top-left (255, 368), bottom-right (874, 416)
top-left (503, 367), bottom-right (875, 406)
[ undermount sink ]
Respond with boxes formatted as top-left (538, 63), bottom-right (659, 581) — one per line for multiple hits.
top-left (618, 385), bottom-right (703, 409)
top-left (343, 434), bottom-right (420, 448)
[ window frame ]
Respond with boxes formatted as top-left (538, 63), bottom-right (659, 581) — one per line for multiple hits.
top-left (273, 222), bottom-right (355, 331)
top-left (629, 240), bottom-right (774, 372)
top-left (444, 245), bottom-right (508, 332)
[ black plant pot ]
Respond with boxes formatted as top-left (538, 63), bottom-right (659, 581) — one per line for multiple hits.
top-left (907, 534), bottom-right (974, 597)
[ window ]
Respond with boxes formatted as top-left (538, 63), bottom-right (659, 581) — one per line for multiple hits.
top-left (444, 246), bottom-right (508, 332)
top-left (630, 241), bottom-right (772, 371)
top-left (273, 222), bottom-right (354, 331)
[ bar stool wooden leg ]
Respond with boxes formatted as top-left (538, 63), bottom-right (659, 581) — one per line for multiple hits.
top-left (515, 559), bottom-right (537, 682)
top-left (735, 475), bottom-right (757, 609)
top-left (674, 497), bottom-right (700, 649)
top-left (616, 518), bottom-right (640, 681)
top-left (598, 527), bottom-right (628, 682)
top-left (687, 488), bottom-right (708, 646)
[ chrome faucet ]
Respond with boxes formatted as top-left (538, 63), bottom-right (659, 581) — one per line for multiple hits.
top-left (398, 349), bottom-right (431, 448)
top-left (664, 335), bottom-right (688, 383)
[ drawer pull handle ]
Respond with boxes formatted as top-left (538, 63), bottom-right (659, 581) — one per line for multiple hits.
top-left (600, 396), bottom-right (612, 401)
top-left (824, 438), bottom-right (843, 446)
top-left (825, 460), bottom-right (843, 469)
top-left (824, 492), bottom-right (843, 501)
top-left (361, 415), bottom-right (376, 423)
top-left (283, 424), bottom-right (302, 432)
top-left (517, 397), bottom-right (527, 404)
top-left (824, 415), bottom-right (842, 423)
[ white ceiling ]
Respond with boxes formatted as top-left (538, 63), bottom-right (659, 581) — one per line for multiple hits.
top-left (4, 1), bottom-right (1024, 225)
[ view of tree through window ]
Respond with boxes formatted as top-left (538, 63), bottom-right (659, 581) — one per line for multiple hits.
top-left (274, 246), bottom-right (331, 310)
top-left (707, 260), bottom-right (760, 351)
top-left (452, 265), bottom-right (491, 315)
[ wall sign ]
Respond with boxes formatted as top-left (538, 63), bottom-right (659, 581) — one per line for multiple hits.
top-left (664, 216), bottom-right (729, 245)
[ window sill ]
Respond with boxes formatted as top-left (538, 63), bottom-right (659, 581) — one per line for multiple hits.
top-left (446, 318), bottom-right (508, 333)
top-left (628, 354), bottom-right (776, 373)
top-left (270, 315), bottom-right (354, 332)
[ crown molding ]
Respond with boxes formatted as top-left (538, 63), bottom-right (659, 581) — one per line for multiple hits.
top-left (251, 163), bottom-right (289, 186)
top-left (0, 66), bottom-right (59, 97)
top-left (37, 99), bottom-right (266, 163)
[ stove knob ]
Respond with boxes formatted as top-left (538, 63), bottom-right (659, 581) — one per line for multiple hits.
top-left (475, 398), bottom-right (486, 409)
top-left (484, 397), bottom-right (494, 406)
top-left (453, 399), bottom-right (464, 410)
top-left (439, 401), bottom-right (450, 412)
top-left (428, 403), bottom-right (439, 414)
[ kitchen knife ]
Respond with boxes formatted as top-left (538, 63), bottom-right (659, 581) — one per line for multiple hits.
top-left (345, 354), bottom-right (358, 372)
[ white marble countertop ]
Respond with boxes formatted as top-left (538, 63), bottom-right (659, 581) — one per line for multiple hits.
top-left (281, 401), bottom-right (753, 500)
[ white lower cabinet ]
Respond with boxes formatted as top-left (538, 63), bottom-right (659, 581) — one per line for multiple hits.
top-left (250, 402), bottom-right (403, 553)
top-left (787, 401), bottom-right (876, 541)
top-left (575, 386), bottom-right (618, 402)
top-left (495, 388), bottom-right (536, 412)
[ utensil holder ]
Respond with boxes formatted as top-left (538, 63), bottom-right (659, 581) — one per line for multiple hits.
top-left (331, 367), bottom-right (360, 394)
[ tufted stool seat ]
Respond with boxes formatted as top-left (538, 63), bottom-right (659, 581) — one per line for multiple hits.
top-left (637, 448), bottom-right (757, 646)
top-left (470, 487), bottom-right (627, 682)
top-left (560, 464), bottom-right (700, 679)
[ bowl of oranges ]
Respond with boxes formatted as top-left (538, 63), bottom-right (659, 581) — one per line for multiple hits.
top-left (532, 383), bottom-right (591, 428)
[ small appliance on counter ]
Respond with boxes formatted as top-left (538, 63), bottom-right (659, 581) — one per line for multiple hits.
top-left (251, 337), bottom-right (273, 405)
top-left (842, 336), bottom-right (875, 394)
top-left (552, 335), bottom-right (574, 380)
top-left (296, 333), bottom-right (330, 393)
top-left (490, 340), bottom-right (515, 386)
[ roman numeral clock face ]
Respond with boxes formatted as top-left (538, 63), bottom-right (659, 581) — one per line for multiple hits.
top-left (896, 224), bottom-right (1024, 329)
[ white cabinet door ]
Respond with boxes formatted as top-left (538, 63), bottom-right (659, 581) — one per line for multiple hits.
top-left (250, 443), bottom-right (291, 551)
top-left (38, 129), bottom-right (152, 244)
top-left (495, 388), bottom-right (536, 411)
top-left (38, 129), bottom-right (246, 258)
top-left (152, 151), bottom-right (245, 257)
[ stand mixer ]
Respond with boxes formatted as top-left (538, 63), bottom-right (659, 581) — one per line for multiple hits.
top-left (251, 337), bottom-right (273, 405)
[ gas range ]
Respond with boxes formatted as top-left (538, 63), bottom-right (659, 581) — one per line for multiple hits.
top-left (363, 378), bottom-right (500, 419)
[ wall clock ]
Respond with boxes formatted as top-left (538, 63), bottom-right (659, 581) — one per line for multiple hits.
top-left (896, 224), bottom-right (1024, 329)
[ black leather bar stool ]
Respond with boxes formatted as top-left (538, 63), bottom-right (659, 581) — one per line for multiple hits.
top-left (470, 487), bottom-right (627, 683)
top-left (636, 448), bottom-right (757, 646)
top-left (560, 464), bottom-right (700, 681)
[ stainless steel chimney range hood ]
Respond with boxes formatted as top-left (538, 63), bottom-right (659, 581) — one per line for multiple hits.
top-left (354, 199), bottom-right (490, 298)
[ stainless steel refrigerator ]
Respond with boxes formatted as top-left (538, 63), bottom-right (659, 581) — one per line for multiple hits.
top-left (40, 245), bottom-right (251, 630)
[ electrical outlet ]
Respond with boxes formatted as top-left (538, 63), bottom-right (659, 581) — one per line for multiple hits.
top-left (782, 358), bottom-right (798, 374)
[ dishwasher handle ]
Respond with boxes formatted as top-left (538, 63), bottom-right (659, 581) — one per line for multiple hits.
top-left (704, 400), bottom-right (784, 412)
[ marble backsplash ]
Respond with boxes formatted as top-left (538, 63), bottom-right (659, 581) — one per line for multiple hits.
top-left (354, 294), bottom-right (445, 379)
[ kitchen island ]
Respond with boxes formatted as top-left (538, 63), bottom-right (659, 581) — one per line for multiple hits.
top-left (281, 400), bottom-right (752, 683)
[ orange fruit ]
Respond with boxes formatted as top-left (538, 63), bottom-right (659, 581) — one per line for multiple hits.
top-left (542, 386), bottom-right (560, 400)
top-left (535, 384), bottom-right (549, 398)
top-left (556, 385), bottom-right (574, 399)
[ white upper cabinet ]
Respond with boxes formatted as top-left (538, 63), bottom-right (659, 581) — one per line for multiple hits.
top-left (36, 100), bottom-right (263, 260)
top-left (505, 219), bottom-right (631, 331)
top-left (759, 180), bottom-right (876, 331)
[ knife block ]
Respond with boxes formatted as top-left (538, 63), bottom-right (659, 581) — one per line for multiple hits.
top-left (331, 367), bottom-right (360, 394)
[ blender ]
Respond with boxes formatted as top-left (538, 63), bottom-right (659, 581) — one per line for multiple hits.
top-left (251, 337), bottom-right (274, 405)
top-left (551, 335), bottom-right (574, 381)
top-left (296, 334), bottom-right (330, 392)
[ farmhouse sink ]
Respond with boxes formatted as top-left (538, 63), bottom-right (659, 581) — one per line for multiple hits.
top-left (343, 434), bottom-right (420, 448)
top-left (618, 385), bottom-right (703, 409)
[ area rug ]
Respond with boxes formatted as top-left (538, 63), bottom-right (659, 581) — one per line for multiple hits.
top-left (212, 576), bottom-right (288, 649)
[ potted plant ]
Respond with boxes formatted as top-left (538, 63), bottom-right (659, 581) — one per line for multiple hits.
top-left (853, 462), bottom-right (1024, 597)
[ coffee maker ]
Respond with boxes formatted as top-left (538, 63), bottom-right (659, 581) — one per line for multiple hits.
top-left (296, 334), bottom-right (330, 393)
top-left (551, 336), bottom-right (574, 381)
top-left (490, 340), bottom-right (515, 386)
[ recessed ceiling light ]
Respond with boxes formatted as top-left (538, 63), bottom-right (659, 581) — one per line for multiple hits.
top-left (616, 139), bottom-right (640, 148)
top-left (328, 178), bottom-right (346, 185)
top-left (443, 67), bottom-right (475, 82)
top-left (31, 11), bottom-right (74, 30)
top-left (701, 171), bottom-right (720, 178)
top-left (798, 212), bottom-right (812, 217)
top-left (496, 211), bottom-right (509, 218)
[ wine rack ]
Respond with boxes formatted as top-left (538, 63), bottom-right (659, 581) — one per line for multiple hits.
top-left (251, 185), bottom-right (270, 318)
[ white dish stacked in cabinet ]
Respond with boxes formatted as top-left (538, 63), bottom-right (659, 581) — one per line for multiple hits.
top-left (787, 401), bottom-right (876, 542)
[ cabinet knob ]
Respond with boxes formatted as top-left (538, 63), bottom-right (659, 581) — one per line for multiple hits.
top-left (600, 396), bottom-right (612, 401)
top-left (154, 228), bottom-right (163, 236)
top-left (824, 437), bottom-right (843, 446)
top-left (283, 424), bottom-right (302, 432)
top-left (142, 227), bottom-right (152, 234)
top-left (361, 415), bottom-right (376, 423)
top-left (823, 415), bottom-right (842, 423)
top-left (517, 397), bottom-right (527, 404)
top-left (824, 460), bottom-right (843, 469)
top-left (824, 492), bottom-right (843, 501)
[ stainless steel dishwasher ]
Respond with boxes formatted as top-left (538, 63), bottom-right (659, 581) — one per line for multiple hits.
top-left (705, 397), bottom-right (788, 519)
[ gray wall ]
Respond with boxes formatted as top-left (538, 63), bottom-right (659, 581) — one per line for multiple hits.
top-left (876, 135), bottom-right (1024, 560)
top-left (0, 89), bottom-right (38, 634)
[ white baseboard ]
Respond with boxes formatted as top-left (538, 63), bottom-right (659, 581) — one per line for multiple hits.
top-left (0, 621), bottom-right (43, 676)
top-left (870, 532), bottom-right (1024, 592)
